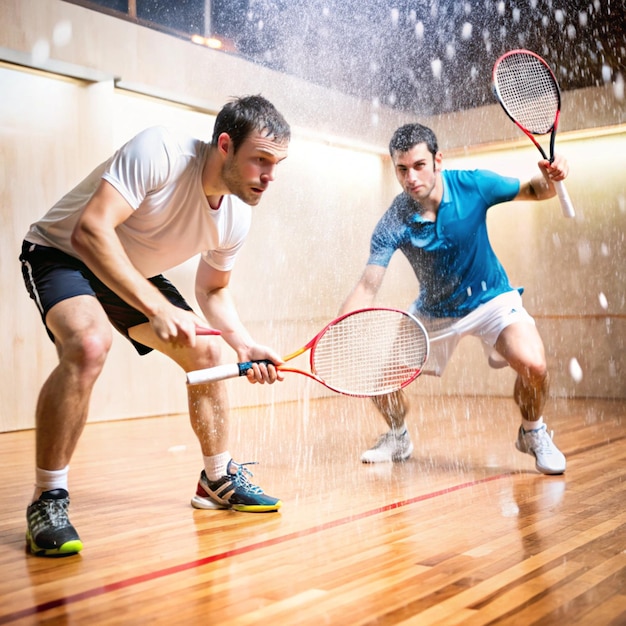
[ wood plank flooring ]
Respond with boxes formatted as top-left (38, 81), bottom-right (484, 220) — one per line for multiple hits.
top-left (0, 394), bottom-right (624, 625)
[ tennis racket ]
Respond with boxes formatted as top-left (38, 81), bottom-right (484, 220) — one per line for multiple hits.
top-left (186, 307), bottom-right (429, 397)
top-left (492, 49), bottom-right (575, 218)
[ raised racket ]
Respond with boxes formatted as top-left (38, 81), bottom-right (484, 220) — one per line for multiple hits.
top-left (186, 307), bottom-right (429, 397)
top-left (492, 49), bottom-right (575, 218)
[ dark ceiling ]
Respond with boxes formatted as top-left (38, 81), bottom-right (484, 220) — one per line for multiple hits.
top-left (70, 0), bottom-right (625, 115)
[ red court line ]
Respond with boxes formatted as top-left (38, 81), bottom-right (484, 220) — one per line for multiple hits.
top-left (1, 472), bottom-right (512, 624)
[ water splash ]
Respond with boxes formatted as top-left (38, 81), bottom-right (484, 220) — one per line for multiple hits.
top-left (201, 0), bottom-right (625, 116)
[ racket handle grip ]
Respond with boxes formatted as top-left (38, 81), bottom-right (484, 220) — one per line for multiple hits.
top-left (554, 180), bottom-right (575, 218)
top-left (186, 359), bottom-right (273, 385)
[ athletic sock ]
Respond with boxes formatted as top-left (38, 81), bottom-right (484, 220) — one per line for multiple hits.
top-left (204, 452), bottom-right (231, 481)
top-left (521, 416), bottom-right (544, 432)
top-left (33, 465), bottom-right (69, 501)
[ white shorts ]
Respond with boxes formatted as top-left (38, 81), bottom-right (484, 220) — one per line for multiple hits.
top-left (410, 290), bottom-right (535, 377)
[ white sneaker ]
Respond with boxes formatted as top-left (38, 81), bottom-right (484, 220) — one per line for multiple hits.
top-left (361, 430), bottom-right (413, 463)
top-left (515, 424), bottom-right (566, 475)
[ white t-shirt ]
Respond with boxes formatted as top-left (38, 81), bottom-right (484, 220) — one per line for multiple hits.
top-left (25, 126), bottom-right (251, 277)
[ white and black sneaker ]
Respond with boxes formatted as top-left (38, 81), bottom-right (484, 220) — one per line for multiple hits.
top-left (26, 489), bottom-right (83, 557)
top-left (361, 429), bottom-right (413, 463)
top-left (516, 424), bottom-right (566, 475)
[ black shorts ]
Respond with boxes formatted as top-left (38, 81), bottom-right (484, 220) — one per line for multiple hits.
top-left (19, 241), bottom-right (193, 355)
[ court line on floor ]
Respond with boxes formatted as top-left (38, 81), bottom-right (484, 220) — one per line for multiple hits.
top-left (2, 472), bottom-right (514, 623)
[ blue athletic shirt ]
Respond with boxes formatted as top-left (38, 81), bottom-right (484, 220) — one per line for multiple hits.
top-left (368, 169), bottom-right (521, 318)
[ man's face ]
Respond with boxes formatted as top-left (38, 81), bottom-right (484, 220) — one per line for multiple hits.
top-left (221, 130), bottom-right (289, 206)
top-left (393, 142), bottom-right (442, 203)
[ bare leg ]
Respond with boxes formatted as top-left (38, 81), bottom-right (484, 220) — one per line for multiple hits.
top-left (513, 370), bottom-right (549, 422)
top-left (37, 297), bottom-right (113, 471)
top-left (495, 321), bottom-right (549, 424)
top-left (371, 390), bottom-right (409, 431)
top-left (129, 323), bottom-right (227, 456)
top-left (186, 381), bottom-right (229, 456)
top-left (27, 297), bottom-right (117, 555)
top-left (496, 321), bottom-right (565, 474)
top-left (361, 390), bottom-right (413, 463)
top-left (35, 356), bottom-right (99, 469)
top-left (129, 322), bottom-right (283, 510)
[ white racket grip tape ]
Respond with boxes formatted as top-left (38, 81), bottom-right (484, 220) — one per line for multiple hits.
top-left (554, 180), bottom-right (575, 218)
top-left (186, 363), bottom-right (247, 385)
top-left (186, 359), bottom-right (273, 385)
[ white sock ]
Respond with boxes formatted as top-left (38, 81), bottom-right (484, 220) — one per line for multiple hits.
top-left (522, 416), bottom-right (544, 432)
top-left (204, 452), bottom-right (231, 481)
top-left (33, 465), bottom-right (69, 501)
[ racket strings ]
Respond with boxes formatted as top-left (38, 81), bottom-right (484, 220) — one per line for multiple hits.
top-left (311, 310), bottom-right (428, 396)
top-left (495, 55), bottom-right (559, 133)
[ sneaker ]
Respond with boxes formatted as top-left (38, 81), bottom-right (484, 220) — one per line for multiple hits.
top-left (191, 460), bottom-right (282, 513)
top-left (26, 489), bottom-right (83, 557)
top-left (515, 424), bottom-right (566, 475)
top-left (361, 429), bottom-right (413, 463)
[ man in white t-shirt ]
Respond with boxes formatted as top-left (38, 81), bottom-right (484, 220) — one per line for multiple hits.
top-left (19, 95), bottom-right (291, 557)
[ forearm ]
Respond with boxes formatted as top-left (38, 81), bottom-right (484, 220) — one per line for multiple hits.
top-left (339, 285), bottom-right (376, 316)
top-left (528, 172), bottom-right (556, 201)
top-left (519, 155), bottom-right (569, 202)
top-left (71, 227), bottom-right (167, 317)
top-left (339, 265), bottom-right (385, 315)
top-left (196, 286), bottom-right (255, 358)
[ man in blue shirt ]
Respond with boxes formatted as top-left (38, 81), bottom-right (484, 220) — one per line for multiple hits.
top-left (340, 123), bottom-right (568, 475)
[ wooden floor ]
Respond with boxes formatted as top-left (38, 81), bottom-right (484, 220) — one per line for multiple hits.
top-left (0, 393), bottom-right (624, 625)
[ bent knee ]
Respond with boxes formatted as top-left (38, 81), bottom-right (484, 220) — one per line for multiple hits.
top-left (519, 355), bottom-right (548, 382)
top-left (186, 339), bottom-right (223, 371)
top-left (61, 331), bottom-right (112, 370)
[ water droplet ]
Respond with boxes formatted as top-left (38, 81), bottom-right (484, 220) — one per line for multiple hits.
top-left (53, 20), bottom-right (72, 47)
top-left (431, 58), bottom-right (442, 79)
top-left (614, 73), bottom-right (625, 100)
top-left (577, 240), bottom-right (593, 265)
top-left (608, 359), bottom-right (617, 378)
top-left (31, 39), bottom-right (50, 65)
top-left (569, 358), bottom-right (583, 383)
